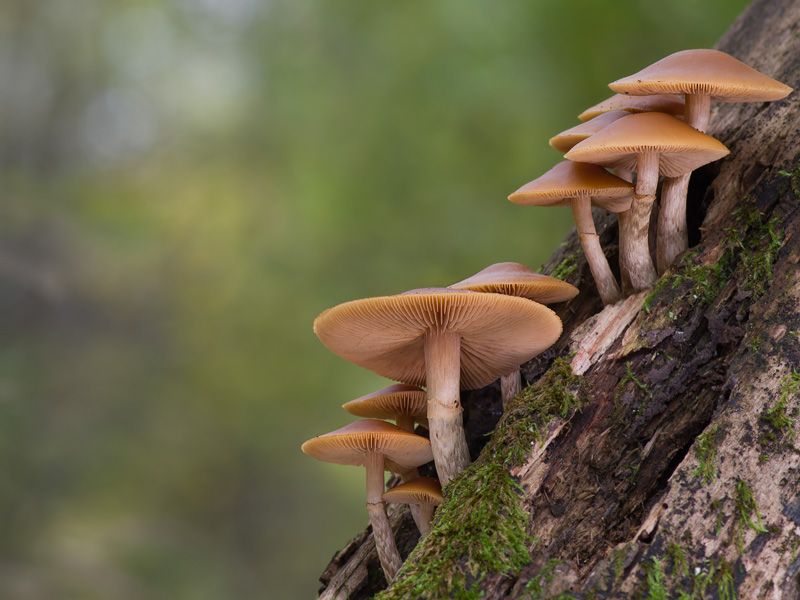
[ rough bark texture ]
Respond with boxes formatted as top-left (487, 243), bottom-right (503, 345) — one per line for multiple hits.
top-left (315, 0), bottom-right (800, 597)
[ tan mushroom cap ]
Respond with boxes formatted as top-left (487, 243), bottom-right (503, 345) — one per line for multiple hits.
top-left (549, 110), bottom-right (630, 153)
top-left (382, 477), bottom-right (443, 506)
top-left (564, 112), bottom-right (730, 178)
top-left (448, 262), bottom-right (578, 304)
top-left (313, 288), bottom-right (563, 391)
top-left (578, 93), bottom-right (685, 122)
top-left (342, 384), bottom-right (427, 421)
top-left (301, 419), bottom-right (433, 473)
top-left (509, 161), bottom-right (634, 213)
top-left (609, 49), bottom-right (793, 103)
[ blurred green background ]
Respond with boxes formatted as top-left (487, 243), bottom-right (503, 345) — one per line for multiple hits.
top-left (1, 1), bottom-right (749, 598)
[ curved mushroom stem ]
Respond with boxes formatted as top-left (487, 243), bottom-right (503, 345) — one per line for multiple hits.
top-left (365, 451), bottom-right (402, 582)
top-left (398, 468), bottom-right (424, 531)
top-left (500, 369), bottom-right (522, 409)
top-left (621, 151), bottom-right (659, 292)
top-left (425, 329), bottom-right (470, 486)
top-left (656, 93), bottom-right (711, 274)
top-left (571, 194), bottom-right (623, 304)
top-left (417, 502), bottom-right (435, 537)
top-left (613, 169), bottom-right (635, 296)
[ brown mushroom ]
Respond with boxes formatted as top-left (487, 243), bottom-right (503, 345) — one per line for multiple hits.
top-left (509, 162), bottom-right (633, 305)
top-left (565, 112), bottom-right (729, 292)
top-left (301, 419), bottom-right (433, 582)
top-left (448, 262), bottom-right (578, 406)
top-left (313, 289), bottom-right (563, 485)
top-left (382, 477), bottom-right (443, 537)
top-left (343, 384), bottom-right (428, 433)
top-left (609, 49), bottom-right (793, 273)
top-left (577, 93), bottom-right (685, 122)
top-left (549, 110), bottom-right (630, 154)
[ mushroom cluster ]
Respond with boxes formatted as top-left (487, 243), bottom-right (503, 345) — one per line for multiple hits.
top-left (301, 48), bottom-right (792, 584)
top-left (514, 48), bottom-right (791, 299)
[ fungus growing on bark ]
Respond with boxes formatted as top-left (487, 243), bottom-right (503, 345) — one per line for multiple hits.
top-left (577, 93), bottom-right (685, 122)
top-left (313, 288), bottom-right (562, 485)
top-left (301, 419), bottom-right (433, 582)
top-left (565, 112), bottom-right (729, 293)
top-left (549, 110), bottom-right (629, 154)
top-left (509, 162), bottom-right (633, 305)
top-left (448, 262), bottom-right (578, 406)
top-left (382, 477), bottom-right (443, 537)
top-left (609, 49), bottom-right (793, 273)
top-left (343, 384), bottom-right (428, 433)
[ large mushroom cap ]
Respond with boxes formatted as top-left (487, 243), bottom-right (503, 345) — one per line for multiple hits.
top-left (383, 477), bottom-right (443, 506)
top-left (509, 161), bottom-right (634, 213)
top-left (313, 288), bottom-right (563, 390)
top-left (609, 49), bottom-right (793, 103)
top-left (448, 262), bottom-right (578, 304)
top-left (301, 419), bottom-right (433, 473)
top-left (564, 112), bottom-right (730, 178)
top-left (343, 384), bottom-right (427, 421)
top-left (549, 110), bottom-right (629, 153)
top-left (578, 93), bottom-right (685, 122)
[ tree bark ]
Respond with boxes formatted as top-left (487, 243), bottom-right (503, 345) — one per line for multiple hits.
top-left (315, 0), bottom-right (800, 597)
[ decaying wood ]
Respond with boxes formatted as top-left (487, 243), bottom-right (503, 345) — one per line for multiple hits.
top-left (315, 0), bottom-right (800, 597)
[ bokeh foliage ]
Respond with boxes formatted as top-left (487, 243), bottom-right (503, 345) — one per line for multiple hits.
top-left (0, 0), bottom-right (749, 598)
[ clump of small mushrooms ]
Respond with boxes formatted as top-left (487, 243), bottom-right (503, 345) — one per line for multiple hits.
top-left (301, 48), bottom-right (793, 584)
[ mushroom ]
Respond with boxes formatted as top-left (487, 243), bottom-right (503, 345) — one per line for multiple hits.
top-left (448, 262), bottom-right (578, 407)
top-left (609, 49), bottom-right (793, 273)
top-left (313, 288), bottom-right (563, 485)
top-left (565, 112), bottom-right (729, 293)
top-left (343, 384), bottom-right (428, 434)
top-left (382, 477), bottom-right (443, 537)
top-left (301, 419), bottom-right (433, 581)
top-left (509, 162), bottom-right (633, 305)
top-left (548, 110), bottom-right (630, 154)
top-left (577, 93), bottom-right (685, 122)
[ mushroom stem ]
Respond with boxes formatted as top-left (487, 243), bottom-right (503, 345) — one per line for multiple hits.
top-left (614, 169), bottom-right (634, 295)
top-left (425, 329), bottom-right (470, 486)
top-left (417, 503), bottom-right (435, 537)
top-left (500, 369), bottom-right (522, 409)
top-left (365, 451), bottom-right (402, 582)
top-left (656, 93), bottom-right (712, 274)
top-left (395, 414), bottom-right (416, 433)
top-left (571, 194), bottom-right (623, 304)
top-left (622, 151), bottom-right (659, 292)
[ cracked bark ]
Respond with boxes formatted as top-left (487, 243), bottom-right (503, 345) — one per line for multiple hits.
top-left (315, 0), bottom-right (800, 597)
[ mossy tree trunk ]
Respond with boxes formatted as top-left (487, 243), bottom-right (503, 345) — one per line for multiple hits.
top-left (316, 0), bottom-right (800, 597)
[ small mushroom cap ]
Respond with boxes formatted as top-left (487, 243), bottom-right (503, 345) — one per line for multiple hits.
top-left (342, 384), bottom-right (427, 421)
top-left (382, 477), bottom-right (443, 506)
top-left (301, 419), bottom-right (433, 473)
top-left (509, 161), bottom-right (634, 213)
top-left (578, 93), bottom-right (685, 122)
top-left (549, 110), bottom-right (630, 153)
top-left (609, 49), bottom-right (793, 103)
top-left (448, 262), bottom-right (578, 304)
top-left (564, 112), bottom-right (730, 178)
top-left (313, 288), bottom-right (563, 390)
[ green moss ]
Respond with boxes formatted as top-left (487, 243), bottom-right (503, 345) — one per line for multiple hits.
top-left (550, 254), bottom-right (579, 282)
top-left (378, 359), bottom-right (586, 600)
top-left (688, 556), bottom-right (737, 600)
top-left (778, 163), bottom-right (800, 200)
top-left (734, 478), bottom-right (769, 551)
top-left (643, 557), bottom-right (669, 600)
top-left (694, 425), bottom-right (719, 485)
top-left (612, 362), bottom-right (648, 422)
top-left (666, 542), bottom-right (688, 578)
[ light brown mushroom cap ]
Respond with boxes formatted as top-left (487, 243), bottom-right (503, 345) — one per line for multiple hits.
top-left (313, 288), bottom-right (563, 391)
top-left (564, 112), bottom-right (730, 177)
top-left (549, 110), bottom-right (630, 153)
top-left (578, 93), bottom-right (685, 122)
top-left (509, 161), bottom-right (634, 213)
top-left (448, 262), bottom-right (578, 304)
top-left (609, 49), bottom-right (793, 102)
top-left (342, 384), bottom-right (427, 422)
top-left (301, 419), bottom-right (433, 473)
top-left (382, 477), bottom-right (443, 506)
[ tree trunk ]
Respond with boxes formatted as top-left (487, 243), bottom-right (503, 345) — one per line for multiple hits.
top-left (315, 0), bottom-right (800, 597)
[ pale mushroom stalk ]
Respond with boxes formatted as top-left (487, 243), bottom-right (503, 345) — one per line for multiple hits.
top-left (571, 194), bottom-right (623, 304)
top-left (416, 503), bottom-right (436, 536)
top-left (500, 370), bottom-right (522, 408)
top-left (656, 93), bottom-right (712, 274)
top-left (364, 451), bottom-right (403, 581)
top-left (622, 150), bottom-right (659, 292)
top-left (424, 329), bottom-right (470, 486)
